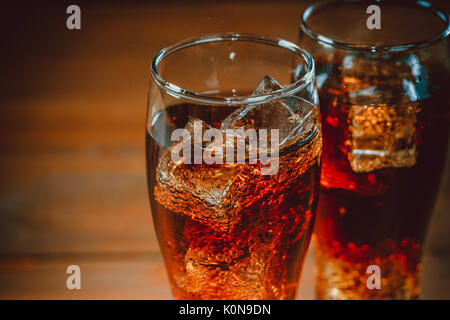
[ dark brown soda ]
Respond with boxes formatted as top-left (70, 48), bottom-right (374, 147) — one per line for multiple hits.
top-left (315, 63), bottom-right (450, 299)
top-left (146, 103), bottom-right (321, 299)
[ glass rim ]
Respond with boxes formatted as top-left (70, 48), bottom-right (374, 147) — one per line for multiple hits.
top-left (301, 0), bottom-right (450, 53)
top-left (150, 33), bottom-right (316, 106)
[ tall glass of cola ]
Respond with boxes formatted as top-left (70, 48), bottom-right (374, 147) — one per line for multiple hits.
top-left (146, 34), bottom-right (322, 299)
top-left (299, 0), bottom-right (450, 299)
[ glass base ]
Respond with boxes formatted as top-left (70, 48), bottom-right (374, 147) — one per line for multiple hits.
top-left (314, 244), bottom-right (422, 300)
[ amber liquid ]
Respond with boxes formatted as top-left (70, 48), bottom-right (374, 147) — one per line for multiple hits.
top-left (315, 70), bottom-right (450, 299)
top-left (146, 103), bottom-right (321, 299)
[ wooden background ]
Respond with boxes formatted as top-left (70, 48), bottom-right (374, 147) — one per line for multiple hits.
top-left (0, 0), bottom-right (449, 299)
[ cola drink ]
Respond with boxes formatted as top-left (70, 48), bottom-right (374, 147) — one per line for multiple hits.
top-left (146, 34), bottom-right (321, 299)
top-left (146, 99), bottom-right (321, 299)
top-left (314, 59), bottom-right (450, 299)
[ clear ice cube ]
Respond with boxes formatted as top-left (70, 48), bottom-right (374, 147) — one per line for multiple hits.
top-left (220, 75), bottom-right (316, 146)
top-left (154, 118), bottom-right (242, 233)
top-left (347, 103), bottom-right (418, 173)
top-left (339, 64), bottom-right (419, 173)
top-left (181, 245), bottom-right (267, 299)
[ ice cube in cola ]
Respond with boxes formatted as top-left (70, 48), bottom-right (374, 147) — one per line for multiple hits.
top-left (340, 70), bottom-right (418, 173)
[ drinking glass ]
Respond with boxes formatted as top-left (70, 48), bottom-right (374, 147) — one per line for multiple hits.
top-left (146, 33), bottom-right (322, 299)
top-left (299, 0), bottom-right (450, 299)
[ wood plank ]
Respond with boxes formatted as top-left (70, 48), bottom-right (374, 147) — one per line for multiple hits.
top-left (1, 247), bottom-right (448, 299)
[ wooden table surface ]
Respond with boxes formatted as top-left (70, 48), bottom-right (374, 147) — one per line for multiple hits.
top-left (0, 0), bottom-right (449, 299)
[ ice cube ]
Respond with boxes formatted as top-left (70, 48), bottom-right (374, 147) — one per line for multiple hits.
top-left (154, 118), bottom-right (276, 232)
top-left (155, 146), bottom-right (284, 233)
top-left (180, 245), bottom-right (267, 299)
top-left (338, 58), bottom-right (420, 173)
top-left (154, 119), bottom-right (238, 232)
top-left (220, 75), bottom-right (316, 146)
top-left (252, 74), bottom-right (284, 95)
top-left (347, 103), bottom-right (418, 172)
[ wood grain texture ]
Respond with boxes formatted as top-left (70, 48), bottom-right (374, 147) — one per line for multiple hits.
top-left (0, 0), bottom-right (449, 299)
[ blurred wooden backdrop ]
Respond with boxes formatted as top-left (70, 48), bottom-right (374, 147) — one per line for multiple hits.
top-left (0, 0), bottom-right (449, 299)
